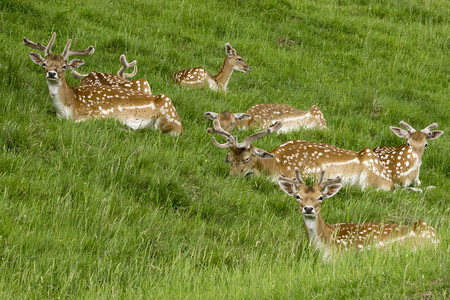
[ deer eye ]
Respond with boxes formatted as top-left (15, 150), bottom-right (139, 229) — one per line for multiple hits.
top-left (62, 65), bottom-right (67, 70)
top-left (318, 196), bottom-right (324, 201)
top-left (243, 157), bottom-right (251, 163)
top-left (406, 141), bottom-right (410, 146)
top-left (42, 63), bottom-right (46, 67)
top-left (424, 143), bottom-right (428, 148)
top-left (237, 58), bottom-right (242, 62)
top-left (295, 195), bottom-right (302, 201)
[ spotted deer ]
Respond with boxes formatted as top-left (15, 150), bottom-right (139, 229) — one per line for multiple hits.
top-left (373, 121), bottom-right (444, 188)
top-left (278, 169), bottom-right (439, 258)
top-left (207, 120), bottom-right (393, 190)
top-left (72, 54), bottom-right (152, 95)
top-left (204, 104), bottom-right (327, 132)
top-left (24, 33), bottom-right (182, 134)
top-left (173, 43), bottom-right (251, 92)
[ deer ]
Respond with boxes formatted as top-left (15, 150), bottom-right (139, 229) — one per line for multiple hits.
top-left (207, 119), bottom-right (394, 190)
top-left (173, 43), bottom-right (251, 92)
top-left (71, 54), bottom-right (152, 95)
top-left (278, 169), bottom-right (439, 259)
top-left (23, 33), bottom-right (182, 134)
top-left (204, 104), bottom-right (327, 132)
top-left (373, 121), bottom-right (444, 189)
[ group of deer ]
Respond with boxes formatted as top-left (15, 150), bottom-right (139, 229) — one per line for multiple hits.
top-left (25, 33), bottom-right (443, 258)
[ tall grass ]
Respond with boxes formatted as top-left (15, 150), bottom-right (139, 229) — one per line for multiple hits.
top-left (0, 0), bottom-right (448, 298)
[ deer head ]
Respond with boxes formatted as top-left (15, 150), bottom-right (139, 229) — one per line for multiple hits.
top-left (204, 111), bottom-right (251, 131)
top-left (225, 43), bottom-right (251, 73)
top-left (207, 119), bottom-right (281, 175)
top-left (278, 169), bottom-right (343, 216)
top-left (24, 32), bottom-right (94, 82)
top-left (389, 121), bottom-right (444, 158)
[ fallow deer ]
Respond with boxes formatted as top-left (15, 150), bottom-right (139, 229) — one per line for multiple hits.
top-left (72, 54), bottom-right (152, 95)
top-left (24, 33), bottom-right (182, 134)
top-left (278, 169), bottom-right (439, 258)
top-left (204, 104), bottom-right (327, 132)
top-left (373, 121), bottom-right (444, 188)
top-left (173, 43), bottom-right (251, 92)
top-left (207, 120), bottom-right (393, 190)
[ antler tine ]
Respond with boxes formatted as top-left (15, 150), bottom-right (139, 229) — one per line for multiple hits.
top-left (71, 70), bottom-right (88, 79)
top-left (207, 119), bottom-right (237, 148)
top-left (421, 123), bottom-right (438, 134)
top-left (45, 32), bottom-right (56, 56)
top-left (236, 121), bottom-right (283, 149)
top-left (399, 121), bottom-right (416, 133)
top-left (66, 45), bottom-right (95, 57)
top-left (117, 54), bottom-right (138, 79)
top-left (211, 137), bottom-right (234, 149)
top-left (277, 175), bottom-right (299, 185)
top-left (63, 36), bottom-right (95, 59)
top-left (23, 37), bottom-right (46, 51)
top-left (321, 176), bottom-right (343, 187)
top-left (317, 169), bottom-right (325, 185)
top-left (294, 168), bottom-right (305, 184)
top-left (62, 39), bottom-right (72, 59)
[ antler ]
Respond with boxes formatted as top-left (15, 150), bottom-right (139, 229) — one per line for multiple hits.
top-left (277, 168), bottom-right (305, 185)
top-left (236, 121), bottom-right (282, 149)
top-left (399, 121), bottom-right (416, 134)
top-left (295, 168), bottom-right (305, 184)
top-left (62, 38), bottom-right (94, 60)
top-left (421, 123), bottom-right (438, 134)
top-left (23, 32), bottom-right (56, 56)
top-left (71, 70), bottom-right (88, 79)
top-left (117, 54), bottom-right (138, 79)
top-left (23, 32), bottom-right (94, 58)
top-left (207, 119), bottom-right (238, 149)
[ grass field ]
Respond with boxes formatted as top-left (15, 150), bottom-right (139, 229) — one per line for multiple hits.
top-left (0, 0), bottom-right (449, 298)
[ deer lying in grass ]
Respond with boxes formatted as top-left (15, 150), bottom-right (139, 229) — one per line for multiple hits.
top-left (24, 33), bottom-right (182, 134)
top-left (204, 104), bottom-right (327, 132)
top-left (278, 169), bottom-right (439, 258)
top-left (173, 43), bottom-right (251, 92)
top-left (373, 121), bottom-right (444, 189)
top-left (207, 120), bottom-right (393, 190)
top-left (72, 54), bottom-right (152, 95)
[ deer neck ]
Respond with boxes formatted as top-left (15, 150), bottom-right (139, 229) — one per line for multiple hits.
top-left (46, 76), bottom-right (76, 120)
top-left (212, 57), bottom-right (234, 91)
top-left (254, 155), bottom-right (278, 179)
top-left (302, 214), bottom-right (333, 250)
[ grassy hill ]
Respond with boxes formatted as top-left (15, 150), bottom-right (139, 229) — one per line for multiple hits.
top-left (0, 0), bottom-right (449, 298)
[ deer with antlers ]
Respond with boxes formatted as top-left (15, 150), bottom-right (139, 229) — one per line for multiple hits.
top-left (278, 169), bottom-right (439, 258)
top-left (173, 43), bottom-right (251, 92)
top-left (373, 121), bottom-right (444, 188)
top-left (207, 120), bottom-right (393, 190)
top-left (204, 104), bottom-right (327, 132)
top-left (24, 33), bottom-right (182, 134)
top-left (72, 54), bottom-right (152, 95)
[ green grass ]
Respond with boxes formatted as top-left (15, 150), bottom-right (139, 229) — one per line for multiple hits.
top-left (0, 0), bottom-right (449, 298)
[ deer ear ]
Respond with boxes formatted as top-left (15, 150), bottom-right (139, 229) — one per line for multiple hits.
top-left (322, 184), bottom-right (342, 199)
top-left (67, 59), bottom-right (85, 69)
top-left (389, 126), bottom-right (409, 138)
top-left (426, 130), bottom-right (444, 140)
top-left (204, 112), bottom-right (218, 120)
top-left (234, 113), bottom-right (251, 121)
top-left (225, 43), bottom-right (235, 57)
top-left (254, 148), bottom-right (274, 159)
top-left (278, 180), bottom-right (297, 197)
top-left (29, 52), bottom-right (45, 65)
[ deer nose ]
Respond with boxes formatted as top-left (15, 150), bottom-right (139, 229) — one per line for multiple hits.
top-left (47, 71), bottom-right (57, 78)
top-left (303, 207), bottom-right (314, 214)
